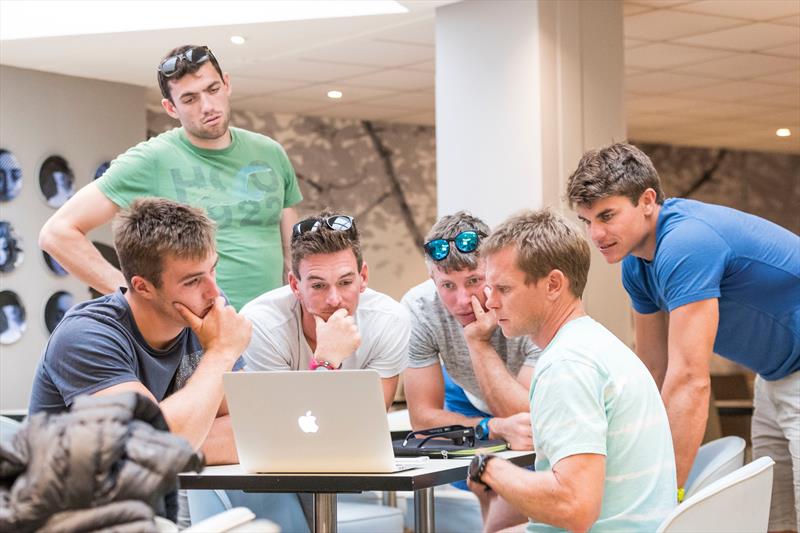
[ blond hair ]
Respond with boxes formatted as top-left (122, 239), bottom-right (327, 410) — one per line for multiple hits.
top-left (481, 209), bottom-right (590, 298)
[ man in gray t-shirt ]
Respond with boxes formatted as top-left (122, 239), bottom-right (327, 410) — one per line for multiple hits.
top-left (401, 212), bottom-right (540, 531)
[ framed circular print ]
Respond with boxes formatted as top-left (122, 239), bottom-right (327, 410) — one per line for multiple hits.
top-left (0, 290), bottom-right (26, 344)
top-left (39, 155), bottom-right (75, 208)
top-left (44, 291), bottom-right (74, 334)
top-left (0, 149), bottom-right (23, 202)
top-left (94, 161), bottom-right (111, 180)
top-left (0, 220), bottom-right (24, 273)
top-left (43, 250), bottom-right (69, 276)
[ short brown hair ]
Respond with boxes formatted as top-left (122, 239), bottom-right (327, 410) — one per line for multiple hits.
top-left (425, 211), bottom-right (490, 273)
top-left (566, 142), bottom-right (665, 208)
top-left (481, 209), bottom-right (590, 298)
top-left (291, 210), bottom-right (362, 278)
top-left (113, 198), bottom-right (216, 288)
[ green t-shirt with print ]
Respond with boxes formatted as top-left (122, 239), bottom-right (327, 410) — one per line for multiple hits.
top-left (96, 126), bottom-right (302, 310)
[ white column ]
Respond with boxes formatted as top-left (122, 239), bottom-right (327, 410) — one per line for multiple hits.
top-left (436, 0), bottom-right (632, 345)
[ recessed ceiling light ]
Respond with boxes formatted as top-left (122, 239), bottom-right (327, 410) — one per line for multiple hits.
top-left (230, 35), bottom-right (246, 45)
top-left (776, 128), bottom-right (791, 137)
top-left (327, 90), bottom-right (343, 99)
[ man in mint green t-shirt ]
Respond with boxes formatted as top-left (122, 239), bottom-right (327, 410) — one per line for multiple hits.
top-left (40, 45), bottom-right (302, 310)
top-left (467, 209), bottom-right (676, 532)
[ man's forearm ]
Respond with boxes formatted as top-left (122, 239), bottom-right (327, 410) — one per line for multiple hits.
top-left (482, 460), bottom-right (589, 532)
top-left (39, 222), bottom-right (125, 294)
top-left (201, 415), bottom-right (239, 465)
top-left (467, 340), bottom-right (529, 416)
top-left (409, 405), bottom-right (481, 430)
top-left (160, 355), bottom-right (231, 449)
top-left (661, 372), bottom-right (710, 488)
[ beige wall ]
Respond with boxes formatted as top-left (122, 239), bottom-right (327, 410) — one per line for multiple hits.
top-left (0, 66), bottom-right (145, 410)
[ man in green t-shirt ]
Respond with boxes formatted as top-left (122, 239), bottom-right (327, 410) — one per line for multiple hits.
top-left (40, 45), bottom-right (303, 310)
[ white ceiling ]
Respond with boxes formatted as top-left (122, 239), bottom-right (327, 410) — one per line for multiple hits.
top-left (624, 0), bottom-right (799, 154)
top-left (1, 0), bottom-right (798, 153)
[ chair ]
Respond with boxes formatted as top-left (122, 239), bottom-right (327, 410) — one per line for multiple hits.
top-left (157, 508), bottom-right (279, 532)
top-left (0, 415), bottom-right (22, 444)
top-left (188, 489), bottom-right (404, 533)
top-left (398, 485), bottom-right (484, 533)
top-left (657, 456), bottom-right (774, 533)
top-left (685, 436), bottom-right (746, 498)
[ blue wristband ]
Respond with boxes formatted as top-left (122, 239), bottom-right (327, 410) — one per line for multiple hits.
top-left (476, 417), bottom-right (491, 440)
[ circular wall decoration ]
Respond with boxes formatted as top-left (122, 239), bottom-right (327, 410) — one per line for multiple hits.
top-left (94, 161), bottom-right (111, 180)
top-left (0, 149), bottom-right (23, 202)
top-left (39, 155), bottom-right (75, 208)
top-left (43, 250), bottom-right (69, 277)
top-left (44, 291), bottom-right (74, 334)
top-left (0, 290), bottom-right (26, 344)
top-left (0, 220), bottom-right (24, 273)
top-left (89, 241), bottom-right (121, 299)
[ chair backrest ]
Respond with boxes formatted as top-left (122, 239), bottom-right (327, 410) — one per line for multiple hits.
top-left (657, 456), bottom-right (774, 533)
top-left (685, 436), bottom-right (746, 498)
top-left (0, 415), bottom-right (22, 445)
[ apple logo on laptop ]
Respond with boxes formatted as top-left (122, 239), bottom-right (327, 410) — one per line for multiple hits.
top-left (298, 411), bottom-right (319, 433)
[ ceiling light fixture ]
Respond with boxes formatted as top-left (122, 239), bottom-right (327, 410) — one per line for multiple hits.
top-left (775, 128), bottom-right (791, 137)
top-left (0, 1), bottom-right (407, 40)
top-left (327, 90), bottom-right (343, 99)
top-left (230, 35), bottom-right (246, 45)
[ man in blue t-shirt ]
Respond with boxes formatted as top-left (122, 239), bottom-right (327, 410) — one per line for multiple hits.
top-left (30, 198), bottom-right (252, 467)
top-left (568, 142), bottom-right (800, 532)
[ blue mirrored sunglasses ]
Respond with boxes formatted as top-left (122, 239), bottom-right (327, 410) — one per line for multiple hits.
top-left (423, 230), bottom-right (484, 261)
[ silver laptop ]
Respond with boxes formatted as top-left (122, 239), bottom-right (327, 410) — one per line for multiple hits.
top-left (224, 370), bottom-right (420, 473)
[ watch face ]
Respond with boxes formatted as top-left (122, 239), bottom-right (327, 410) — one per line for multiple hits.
top-left (468, 454), bottom-right (482, 482)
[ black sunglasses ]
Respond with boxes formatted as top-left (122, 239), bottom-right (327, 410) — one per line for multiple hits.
top-left (401, 425), bottom-right (476, 449)
top-left (423, 230), bottom-right (485, 261)
top-left (292, 215), bottom-right (355, 239)
top-left (158, 46), bottom-right (214, 78)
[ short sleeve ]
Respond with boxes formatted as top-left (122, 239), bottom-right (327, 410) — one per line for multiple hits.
top-left (531, 359), bottom-right (609, 466)
top-left (95, 141), bottom-right (155, 208)
top-left (43, 317), bottom-right (141, 406)
top-left (365, 305), bottom-right (411, 377)
top-left (622, 257), bottom-right (661, 314)
top-left (278, 145), bottom-right (303, 208)
top-left (241, 314), bottom-right (295, 371)
top-left (521, 337), bottom-right (542, 367)
top-left (401, 293), bottom-right (440, 369)
top-left (654, 220), bottom-right (728, 311)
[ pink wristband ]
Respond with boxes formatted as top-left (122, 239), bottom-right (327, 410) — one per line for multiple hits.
top-left (309, 358), bottom-right (340, 371)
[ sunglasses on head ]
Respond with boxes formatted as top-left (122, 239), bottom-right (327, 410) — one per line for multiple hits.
top-left (158, 46), bottom-right (214, 78)
top-left (292, 215), bottom-right (355, 239)
top-left (423, 230), bottom-right (484, 261)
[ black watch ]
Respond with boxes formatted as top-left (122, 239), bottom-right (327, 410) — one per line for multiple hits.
top-left (474, 417), bottom-right (491, 440)
top-left (468, 453), bottom-right (495, 489)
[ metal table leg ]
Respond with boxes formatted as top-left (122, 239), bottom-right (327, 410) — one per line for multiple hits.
top-left (414, 487), bottom-right (435, 533)
top-left (382, 490), bottom-right (398, 507)
top-left (313, 493), bottom-right (337, 533)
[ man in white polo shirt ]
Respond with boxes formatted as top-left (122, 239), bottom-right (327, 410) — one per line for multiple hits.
top-left (468, 209), bottom-right (676, 532)
top-left (241, 210), bottom-right (409, 408)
